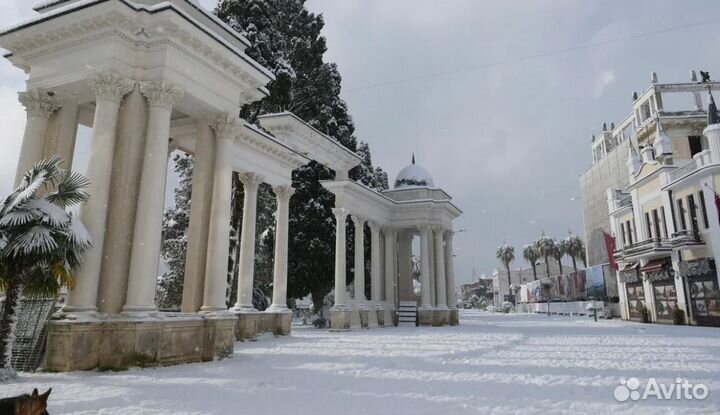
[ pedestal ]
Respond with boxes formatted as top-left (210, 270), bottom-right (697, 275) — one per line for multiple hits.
top-left (269, 309), bottom-right (292, 335)
top-left (359, 309), bottom-right (370, 328)
top-left (433, 308), bottom-right (450, 327)
top-left (417, 307), bottom-right (434, 326)
top-left (44, 313), bottom-right (235, 372)
top-left (234, 311), bottom-right (260, 340)
top-left (449, 308), bottom-right (459, 326)
top-left (330, 308), bottom-right (351, 331)
top-left (376, 308), bottom-right (385, 327)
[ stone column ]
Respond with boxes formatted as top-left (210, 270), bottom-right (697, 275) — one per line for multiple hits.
top-left (181, 119), bottom-right (216, 312)
top-left (433, 226), bottom-right (448, 326)
top-left (369, 222), bottom-right (382, 309)
top-left (383, 228), bottom-right (396, 305)
top-left (351, 215), bottom-right (368, 328)
top-left (64, 73), bottom-right (133, 313)
top-left (268, 185), bottom-right (295, 311)
top-left (97, 84), bottom-right (149, 314)
top-left (233, 172), bottom-right (264, 311)
top-left (418, 225), bottom-right (433, 325)
top-left (331, 208), bottom-right (351, 330)
top-left (123, 81), bottom-right (184, 313)
top-left (43, 94), bottom-right (78, 170)
top-left (397, 231), bottom-right (413, 302)
top-left (200, 114), bottom-right (239, 312)
top-left (15, 88), bottom-right (62, 185)
top-left (445, 230), bottom-right (459, 325)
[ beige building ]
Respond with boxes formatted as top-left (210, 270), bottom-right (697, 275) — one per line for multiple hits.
top-left (604, 72), bottom-right (720, 326)
top-left (491, 260), bottom-right (574, 306)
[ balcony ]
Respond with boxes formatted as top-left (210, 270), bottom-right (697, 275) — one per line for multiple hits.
top-left (668, 159), bottom-right (698, 182)
top-left (615, 237), bottom-right (673, 260)
top-left (671, 229), bottom-right (704, 248)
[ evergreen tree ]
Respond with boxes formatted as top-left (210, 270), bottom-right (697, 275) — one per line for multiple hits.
top-left (157, 153), bottom-right (193, 311)
top-left (216, 0), bottom-right (387, 311)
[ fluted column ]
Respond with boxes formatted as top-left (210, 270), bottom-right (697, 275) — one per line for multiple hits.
top-left (123, 81), bottom-right (184, 313)
top-left (433, 226), bottom-right (448, 309)
top-left (15, 89), bottom-right (62, 185)
top-left (233, 172), bottom-right (265, 311)
top-left (64, 73), bottom-right (133, 312)
top-left (200, 114), bottom-right (239, 312)
top-left (332, 208), bottom-right (350, 309)
top-left (351, 215), bottom-right (367, 307)
top-left (369, 221), bottom-right (382, 308)
top-left (383, 228), bottom-right (396, 304)
top-left (419, 225), bottom-right (432, 309)
top-left (268, 185), bottom-right (295, 311)
top-left (445, 230), bottom-right (457, 308)
top-left (181, 119), bottom-right (215, 312)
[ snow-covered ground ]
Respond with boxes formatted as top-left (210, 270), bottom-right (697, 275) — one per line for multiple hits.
top-left (1, 311), bottom-right (719, 414)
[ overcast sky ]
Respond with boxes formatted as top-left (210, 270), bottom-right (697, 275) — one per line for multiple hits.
top-left (2, 1), bottom-right (720, 285)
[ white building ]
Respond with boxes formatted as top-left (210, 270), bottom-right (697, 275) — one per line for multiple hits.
top-left (0, 0), bottom-right (461, 371)
top-left (491, 260), bottom-right (574, 306)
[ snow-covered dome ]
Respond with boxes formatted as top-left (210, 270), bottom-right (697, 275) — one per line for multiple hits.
top-left (394, 154), bottom-right (434, 189)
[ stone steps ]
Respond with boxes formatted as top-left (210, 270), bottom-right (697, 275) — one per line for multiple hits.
top-left (398, 301), bottom-right (417, 325)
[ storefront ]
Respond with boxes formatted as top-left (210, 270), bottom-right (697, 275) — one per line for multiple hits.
top-left (642, 259), bottom-right (676, 323)
top-left (619, 263), bottom-right (645, 321)
top-left (680, 258), bottom-right (720, 327)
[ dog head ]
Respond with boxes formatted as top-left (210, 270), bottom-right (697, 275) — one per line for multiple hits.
top-left (19, 388), bottom-right (51, 415)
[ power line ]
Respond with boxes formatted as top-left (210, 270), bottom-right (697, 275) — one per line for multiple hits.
top-left (345, 16), bottom-right (720, 93)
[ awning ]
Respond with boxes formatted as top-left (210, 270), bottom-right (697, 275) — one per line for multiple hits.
top-left (620, 262), bottom-right (638, 271)
top-left (640, 258), bottom-right (670, 273)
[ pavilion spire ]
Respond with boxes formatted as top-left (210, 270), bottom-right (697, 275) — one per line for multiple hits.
top-left (412, 153), bottom-right (415, 164)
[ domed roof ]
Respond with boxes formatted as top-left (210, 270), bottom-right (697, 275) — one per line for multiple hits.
top-left (394, 154), bottom-right (434, 189)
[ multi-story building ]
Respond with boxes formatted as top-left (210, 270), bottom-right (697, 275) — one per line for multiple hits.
top-left (491, 260), bottom-right (574, 307)
top-left (602, 72), bottom-right (720, 326)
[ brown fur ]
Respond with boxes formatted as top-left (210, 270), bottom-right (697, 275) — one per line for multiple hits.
top-left (0, 388), bottom-right (51, 415)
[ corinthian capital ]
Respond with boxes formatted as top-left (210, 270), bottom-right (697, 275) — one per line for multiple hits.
top-left (18, 88), bottom-right (62, 118)
top-left (209, 113), bottom-right (241, 140)
top-left (272, 184), bottom-right (295, 201)
top-left (332, 207), bottom-right (350, 220)
top-left (238, 172), bottom-right (264, 190)
top-left (140, 80), bottom-right (184, 109)
top-left (88, 73), bottom-right (134, 103)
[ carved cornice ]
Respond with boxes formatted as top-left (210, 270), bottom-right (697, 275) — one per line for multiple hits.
top-left (18, 88), bottom-right (62, 118)
top-left (6, 9), bottom-right (267, 97)
top-left (140, 80), bottom-right (184, 109)
top-left (272, 185), bottom-right (295, 201)
top-left (88, 72), bottom-right (134, 103)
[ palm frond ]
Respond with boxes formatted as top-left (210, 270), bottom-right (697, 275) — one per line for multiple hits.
top-left (22, 266), bottom-right (61, 299)
top-left (0, 156), bottom-right (63, 216)
top-left (66, 214), bottom-right (92, 251)
top-left (52, 261), bottom-right (75, 290)
top-left (46, 171), bottom-right (90, 208)
top-left (5, 225), bottom-right (59, 257)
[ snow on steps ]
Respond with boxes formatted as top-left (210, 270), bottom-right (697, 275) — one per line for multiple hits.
top-left (398, 301), bottom-right (417, 326)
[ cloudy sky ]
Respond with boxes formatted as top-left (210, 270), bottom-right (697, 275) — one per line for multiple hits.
top-left (2, 1), bottom-right (720, 285)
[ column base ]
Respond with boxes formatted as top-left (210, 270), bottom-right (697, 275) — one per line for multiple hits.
top-left (44, 313), bottom-right (235, 372)
top-left (376, 307), bottom-right (385, 327)
top-left (417, 307), bottom-right (434, 326)
top-left (433, 308), bottom-right (450, 326)
top-left (265, 309), bottom-right (292, 335)
top-left (449, 308), bottom-right (459, 326)
top-left (330, 308), bottom-right (351, 331)
top-left (234, 311), bottom-right (261, 340)
top-left (359, 309), bottom-right (370, 328)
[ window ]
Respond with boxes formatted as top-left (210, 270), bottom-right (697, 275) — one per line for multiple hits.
top-left (688, 194), bottom-right (700, 233)
top-left (699, 191), bottom-right (710, 229)
top-left (677, 199), bottom-right (687, 230)
top-left (660, 207), bottom-right (668, 237)
top-left (653, 209), bottom-right (662, 239)
top-left (620, 223), bottom-right (626, 245)
top-left (645, 212), bottom-right (653, 239)
top-left (689, 136), bottom-right (703, 157)
top-left (627, 220), bottom-right (634, 244)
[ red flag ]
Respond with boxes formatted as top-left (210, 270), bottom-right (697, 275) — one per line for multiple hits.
top-left (603, 231), bottom-right (618, 270)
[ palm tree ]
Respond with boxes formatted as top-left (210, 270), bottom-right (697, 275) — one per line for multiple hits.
top-left (564, 233), bottom-right (585, 271)
top-left (522, 244), bottom-right (539, 280)
top-left (552, 238), bottom-right (565, 275)
top-left (0, 156), bottom-right (91, 381)
top-left (534, 232), bottom-right (555, 278)
top-left (496, 243), bottom-right (515, 298)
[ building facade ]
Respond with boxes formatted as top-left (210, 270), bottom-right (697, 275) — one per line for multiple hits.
top-left (600, 72), bottom-right (720, 326)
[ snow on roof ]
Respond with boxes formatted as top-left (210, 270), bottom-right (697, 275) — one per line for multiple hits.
top-left (394, 157), bottom-right (434, 189)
